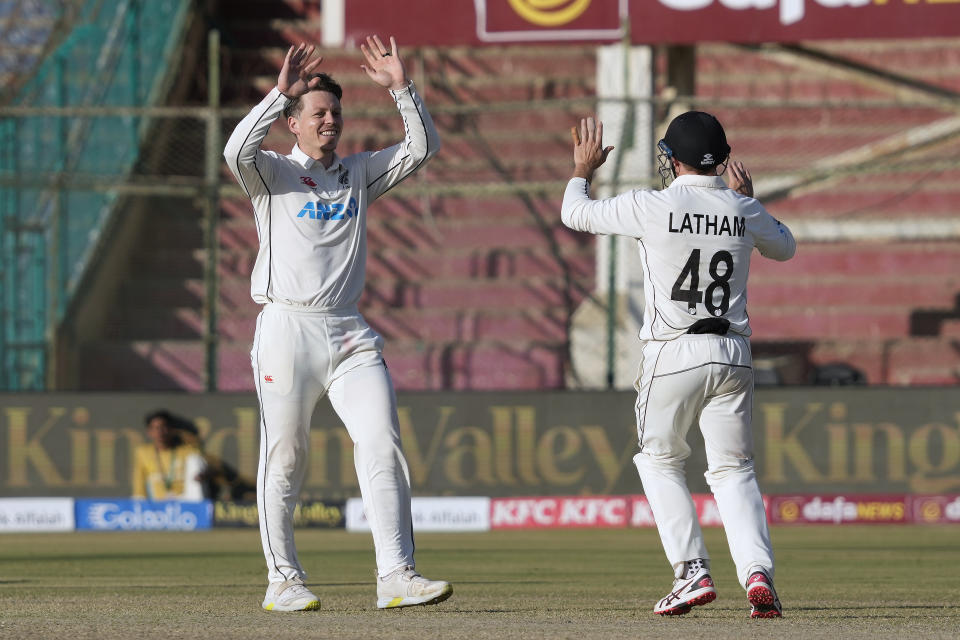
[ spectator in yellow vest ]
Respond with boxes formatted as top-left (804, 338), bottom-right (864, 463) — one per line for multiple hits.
top-left (132, 409), bottom-right (208, 501)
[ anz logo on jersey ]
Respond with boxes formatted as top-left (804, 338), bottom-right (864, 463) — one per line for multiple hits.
top-left (296, 197), bottom-right (358, 222)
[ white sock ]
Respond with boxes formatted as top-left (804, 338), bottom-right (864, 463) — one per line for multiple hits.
top-left (683, 558), bottom-right (710, 579)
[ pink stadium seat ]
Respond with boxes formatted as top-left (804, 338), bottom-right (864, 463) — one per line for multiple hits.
top-left (75, 7), bottom-right (960, 389)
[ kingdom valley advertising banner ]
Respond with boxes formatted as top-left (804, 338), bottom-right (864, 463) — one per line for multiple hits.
top-left (1, 389), bottom-right (958, 500)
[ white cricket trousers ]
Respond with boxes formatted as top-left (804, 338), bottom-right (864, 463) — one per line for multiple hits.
top-left (632, 333), bottom-right (774, 589)
top-left (252, 303), bottom-right (414, 584)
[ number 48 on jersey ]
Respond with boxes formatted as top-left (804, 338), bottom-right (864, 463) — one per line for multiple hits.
top-left (671, 249), bottom-right (734, 317)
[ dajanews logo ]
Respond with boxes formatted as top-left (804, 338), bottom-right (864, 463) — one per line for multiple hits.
top-left (658, 0), bottom-right (872, 27)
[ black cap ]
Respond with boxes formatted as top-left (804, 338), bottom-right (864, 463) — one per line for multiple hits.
top-left (662, 111), bottom-right (730, 170)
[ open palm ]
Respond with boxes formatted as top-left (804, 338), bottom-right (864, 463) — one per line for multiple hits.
top-left (278, 43), bottom-right (324, 98)
top-left (360, 35), bottom-right (407, 91)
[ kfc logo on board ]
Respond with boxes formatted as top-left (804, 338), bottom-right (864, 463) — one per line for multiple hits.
top-left (491, 498), bottom-right (559, 528)
top-left (491, 497), bottom-right (627, 529)
top-left (558, 498), bottom-right (627, 527)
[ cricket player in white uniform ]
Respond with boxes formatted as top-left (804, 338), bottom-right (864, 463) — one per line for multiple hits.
top-left (561, 113), bottom-right (796, 618)
top-left (223, 36), bottom-right (452, 612)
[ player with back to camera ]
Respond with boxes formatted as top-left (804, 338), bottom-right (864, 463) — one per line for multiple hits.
top-left (223, 35), bottom-right (451, 612)
top-left (561, 113), bottom-right (795, 618)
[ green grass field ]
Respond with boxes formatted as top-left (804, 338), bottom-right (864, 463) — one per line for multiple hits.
top-left (0, 525), bottom-right (957, 639)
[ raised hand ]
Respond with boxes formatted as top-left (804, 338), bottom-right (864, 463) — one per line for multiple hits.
top-left (278, 43), bottom-right (324, 98)
top-left (728, 160), bottom-right (754, 197)
top-left (360, 35), bottom-right (407, 91)
top-left (571, 117), bottom-right (614, 182)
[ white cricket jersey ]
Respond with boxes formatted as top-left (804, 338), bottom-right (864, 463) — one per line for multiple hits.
top-left (224, 82), bottom-right (439, 309)
top-left (561, 174), bottom-right (796, 340)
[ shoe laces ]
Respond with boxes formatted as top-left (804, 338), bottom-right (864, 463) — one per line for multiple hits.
top-left (275, 577), bottom-right (313, 601)
top-left (676, 567), bottom-right (707, 587)
top-left (390, 566), bottom-right (429, 584)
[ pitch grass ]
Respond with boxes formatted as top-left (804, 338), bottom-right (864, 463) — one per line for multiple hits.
top-left (0, 526), bottom-right (957, 639)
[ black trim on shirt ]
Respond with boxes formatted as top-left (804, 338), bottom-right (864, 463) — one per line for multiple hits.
top-left (366, 89), bottom-right (434, 197)
top-left (250, 157), bottom-right (274, 302)
top-left (234, 92), bottom-right (284, 200)
top-left (234, 92), bottom-right (284, 303)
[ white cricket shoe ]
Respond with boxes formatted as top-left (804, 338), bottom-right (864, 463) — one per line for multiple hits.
top-left (262, 576), bottom-right (321, 612)
top-left (653, 566), bottom-right (717, 616)
top-left (376, 566), bottom-right (453, 609)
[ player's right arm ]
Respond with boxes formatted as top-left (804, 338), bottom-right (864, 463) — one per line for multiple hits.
top-left (561, 116), bottom-right (647, 237)
top-left (561, 178), bottom-right (646, 236)
top-left (223, 91), bottom-right (285, 198)
top-left (223, 43), bottom-right (323, 197)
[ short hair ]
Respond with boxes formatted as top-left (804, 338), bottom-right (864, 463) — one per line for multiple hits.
top-left (283, 73), bottom-right (343, 119)
top-left (678, 159), bottom-right (719, 177)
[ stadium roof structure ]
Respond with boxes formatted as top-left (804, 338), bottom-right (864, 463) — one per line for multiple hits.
top-left (0, 0), bottom-right (79, 105)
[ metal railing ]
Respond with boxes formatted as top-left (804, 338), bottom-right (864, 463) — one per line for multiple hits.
top-left (0, 0), bottom-right (190, 390)
top-left (1, 33), bottom-right (959, 390)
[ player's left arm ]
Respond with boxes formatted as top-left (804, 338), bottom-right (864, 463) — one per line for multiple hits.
top-left (360, 35), bottom-right (441, 201)
top-left (753, 204), bottom-right (797, 261)
top-left (561, 117), bottom-right (644, 236)
top-left (727, 160), bottom-right (753, 197)
top-left (730, 161), bottom-right (796, 261)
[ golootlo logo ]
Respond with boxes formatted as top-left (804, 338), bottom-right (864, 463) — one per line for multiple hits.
top-left (87, 502), bottom-right (200, 530)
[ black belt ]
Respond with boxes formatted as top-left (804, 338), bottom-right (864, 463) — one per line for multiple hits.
top-left (686, 318), bottom-right (730, 335)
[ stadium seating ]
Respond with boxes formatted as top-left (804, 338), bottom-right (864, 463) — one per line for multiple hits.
top-left (698, 41), bottom-right (960, 385)
top-left (76, 1), bottom-right (960, 389)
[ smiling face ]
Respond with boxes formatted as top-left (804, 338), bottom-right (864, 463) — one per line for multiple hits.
top-left (288, 90), bottom-right (343, 167)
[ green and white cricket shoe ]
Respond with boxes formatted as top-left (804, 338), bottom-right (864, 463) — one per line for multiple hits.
top-left (262, 576), bottom-right (321, 612)
top-left (376, 566), bottom-right (453, 609)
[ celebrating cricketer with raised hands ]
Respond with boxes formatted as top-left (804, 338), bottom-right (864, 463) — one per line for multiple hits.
top-left (224, 35), bottom-right (451, 613)
top-left (562, 113), bottom-right (795, 618)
